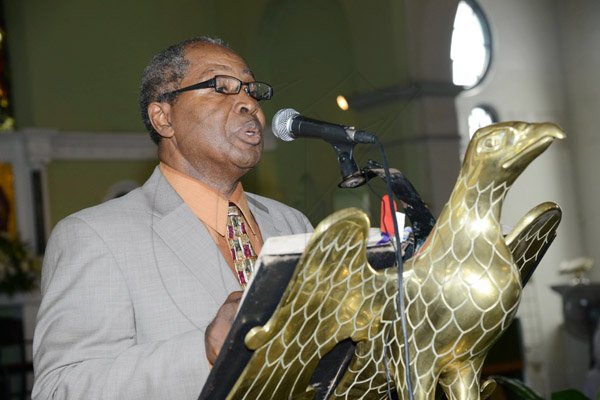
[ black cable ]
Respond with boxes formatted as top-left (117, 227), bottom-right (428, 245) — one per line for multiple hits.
top-left (376, 138), bottom-right (415, 400)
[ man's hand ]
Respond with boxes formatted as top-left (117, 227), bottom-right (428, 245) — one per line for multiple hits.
top-left (205, 290), bottom-right (243, 364)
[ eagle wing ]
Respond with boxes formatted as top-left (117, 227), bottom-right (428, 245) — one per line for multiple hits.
top-left (505, 201), bottom-right (562, 286)
top-left (227, 208), bottom-right (389, 399)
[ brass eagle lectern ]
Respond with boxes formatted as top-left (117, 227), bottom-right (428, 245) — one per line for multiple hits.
top-left (201, 121), bottom-right (565, 400)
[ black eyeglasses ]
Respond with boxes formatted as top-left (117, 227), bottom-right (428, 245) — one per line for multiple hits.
top-left (160, 75), bottom-right (273, 101)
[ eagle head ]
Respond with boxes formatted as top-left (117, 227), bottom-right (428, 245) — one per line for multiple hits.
top-left (462, 121), bottom-right (566, 186)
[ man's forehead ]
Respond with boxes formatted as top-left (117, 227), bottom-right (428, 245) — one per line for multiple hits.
top-left (184, 44), bottom-right (254, 77)
top-left (202, 63), bottom-right (254, 77)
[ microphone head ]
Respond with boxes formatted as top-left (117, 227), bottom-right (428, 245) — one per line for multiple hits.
top-left (271, 108), bottom-right (299, 141)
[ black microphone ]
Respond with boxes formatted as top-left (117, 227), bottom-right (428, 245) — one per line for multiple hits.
top-left (271, 108), bottom-right (377, 144)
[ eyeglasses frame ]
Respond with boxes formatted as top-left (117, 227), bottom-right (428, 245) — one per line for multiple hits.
top-left (159, 74), bottom-right (273, 102)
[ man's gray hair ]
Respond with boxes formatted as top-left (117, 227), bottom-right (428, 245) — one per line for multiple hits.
top-left (139, 36), bottom-right (229, 145)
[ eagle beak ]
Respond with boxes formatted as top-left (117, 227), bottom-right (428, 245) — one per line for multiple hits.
top-left (501, 123), bottom-right (565, 170)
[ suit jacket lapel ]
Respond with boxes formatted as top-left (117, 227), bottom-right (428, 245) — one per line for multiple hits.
top-left (153, 204), bottom-right (231, 300)
top-left (144, 167), bottom-right (237, 326)
top-left (247, 194), bottom-right (281, 242)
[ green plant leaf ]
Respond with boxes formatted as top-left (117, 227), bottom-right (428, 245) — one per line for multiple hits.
top-left (489, 375), bottom-right (544, 400)
top-left (551, 389), bottom-right (590, 400)
top-left (0, 233), bottom-right (40, 296)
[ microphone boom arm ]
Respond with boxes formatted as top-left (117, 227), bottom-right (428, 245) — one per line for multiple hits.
top-left (329, 141), bottom-right (365, 189)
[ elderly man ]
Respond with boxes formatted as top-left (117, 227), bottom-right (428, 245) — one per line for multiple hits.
top-left (32, 37), bottom-right (312, 399)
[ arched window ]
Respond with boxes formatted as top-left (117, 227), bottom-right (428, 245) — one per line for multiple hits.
top-left (468, 105), bottom-right (498, 138)
top-left (451, 0), bottom-right (492, 88)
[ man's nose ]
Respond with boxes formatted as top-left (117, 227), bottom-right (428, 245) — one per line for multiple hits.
top-left (234, 90), bottom-right (260, 115)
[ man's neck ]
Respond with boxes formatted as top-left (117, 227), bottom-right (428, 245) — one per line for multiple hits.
top-left (161, 161), bottom-right (240, 197)
top-left (197, 176), bottom-right (239, 198)
top-left (158, 145), bottom-right (245, 197)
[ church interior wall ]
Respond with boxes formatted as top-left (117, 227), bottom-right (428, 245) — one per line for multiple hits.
top-left (456, 0), bottom-right (599, 395)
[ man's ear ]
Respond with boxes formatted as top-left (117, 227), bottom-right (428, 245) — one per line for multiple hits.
top-left (148, 102), bottom-right (174, 139)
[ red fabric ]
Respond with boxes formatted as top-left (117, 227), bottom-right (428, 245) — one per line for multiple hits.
top-left (380, 195), bottom-right (398, 235)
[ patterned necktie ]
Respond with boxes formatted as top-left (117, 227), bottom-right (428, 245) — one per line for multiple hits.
top-left (226, 203), bottom-right (257, 288)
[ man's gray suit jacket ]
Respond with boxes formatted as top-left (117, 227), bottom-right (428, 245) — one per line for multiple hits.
top-left (32, 167), bottom-right (313, 400)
